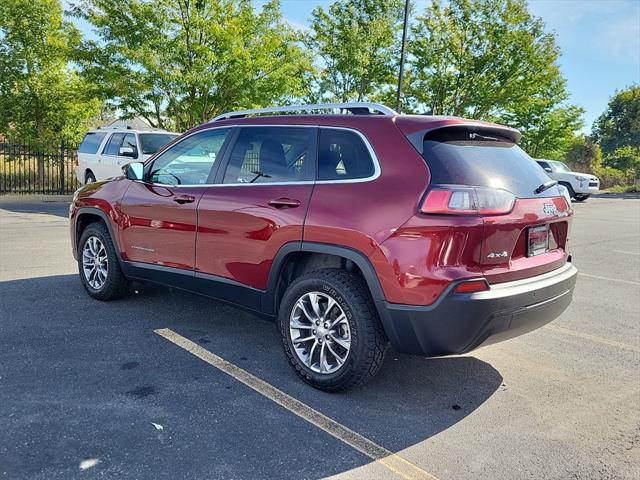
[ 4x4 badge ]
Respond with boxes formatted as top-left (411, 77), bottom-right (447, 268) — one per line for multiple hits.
top-left (543, 203), bottom-right (557, 215)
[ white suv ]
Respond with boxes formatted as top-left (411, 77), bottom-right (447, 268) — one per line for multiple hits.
top-left (536, 159), bottom-right (600, 202)
top-left (76, 127), bottom-right (179, 184)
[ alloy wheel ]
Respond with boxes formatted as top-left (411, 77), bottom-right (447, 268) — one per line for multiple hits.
top-left (289, 291), bottom-right (351, 374)
top-left (82, 236), bottom-right (108, 290)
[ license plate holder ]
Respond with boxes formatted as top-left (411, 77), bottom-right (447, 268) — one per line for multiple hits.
top-left (528, 225), bottom-right (549, 257)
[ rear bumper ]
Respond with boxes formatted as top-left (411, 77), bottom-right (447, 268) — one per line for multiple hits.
top-left (377, 262), bottom-right (577, 356)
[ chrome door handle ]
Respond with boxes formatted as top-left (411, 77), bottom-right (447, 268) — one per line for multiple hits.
top-left (268, 198), bottom-right (301, 209)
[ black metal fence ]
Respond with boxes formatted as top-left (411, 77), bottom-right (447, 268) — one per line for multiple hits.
top-left (0, 140), bottom-right (79, 194)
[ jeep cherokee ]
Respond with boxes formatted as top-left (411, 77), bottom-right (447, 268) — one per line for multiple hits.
top-left (69, 102), bottom-right (578, 392)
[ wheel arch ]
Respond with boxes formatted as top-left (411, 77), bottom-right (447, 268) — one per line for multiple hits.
top-left (75, 207), bottom-right (123, 265)
top-left (263, 242), bottom-right (387, 317)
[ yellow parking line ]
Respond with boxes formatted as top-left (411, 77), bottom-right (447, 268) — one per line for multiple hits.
top-left (578, 272), bottom-right (640, 286)
top-left (154, 328), bottom-right (439, 480)
top-left (544, 324), bottom-right (640, 353)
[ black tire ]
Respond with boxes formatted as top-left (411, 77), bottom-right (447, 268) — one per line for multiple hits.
top-left (560, 182), bottom-right (575, 199)
top-left (77, 222), bottom-right (128, 301)
top-left (574, 194), bottom-right (590, 202)
top-left (278, 269), bottom-right (387, 392)
top-left (85, 171), bottom-right (96, 184)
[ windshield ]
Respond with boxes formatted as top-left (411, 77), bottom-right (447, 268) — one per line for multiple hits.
top-left (422, 130), bottom-right (563, 198)
top-left (139, 133), bottom-right (179, 155)
top-left (549, 161), bottom-right (571, 173)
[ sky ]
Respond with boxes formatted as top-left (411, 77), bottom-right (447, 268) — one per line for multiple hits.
top-left (68, 0), bottom-right (640, 133)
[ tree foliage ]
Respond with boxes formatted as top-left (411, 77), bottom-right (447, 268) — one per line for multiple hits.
top-left (565, 136), bottom-right (602, 174)
top-left (305, 0), bottom-right (404, 103)
top-left (0, 0), bottom-right (101, 142)
top-left (592, 85), bottom-right (640, 155)
top-left (72, 0), bottom-right (312, 131)
top-left (603, 145), bottom-right (640, 177)
top-left (407, 0), bottom-right (583, 158)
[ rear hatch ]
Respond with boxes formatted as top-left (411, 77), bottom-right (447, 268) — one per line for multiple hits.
top-left (402, 122), bottom-right (572, 284)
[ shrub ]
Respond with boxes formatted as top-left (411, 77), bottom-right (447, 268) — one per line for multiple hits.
top-left (603, 146), bottom-right (640, 178)
top-left (592, 166), bottom-right (635, 189)
top-left (565, 136), bottom-right (601, 173)
top-left (607, 184), bottom-right (640, 193)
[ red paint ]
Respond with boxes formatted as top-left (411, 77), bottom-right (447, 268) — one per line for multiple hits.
top-left (195, 184), bottom-right (313, 289)
top-left (70, 112), bottom-right (574, 308)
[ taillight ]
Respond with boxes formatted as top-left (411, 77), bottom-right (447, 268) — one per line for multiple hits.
top-left (420, 185), bottom-right (515, 216)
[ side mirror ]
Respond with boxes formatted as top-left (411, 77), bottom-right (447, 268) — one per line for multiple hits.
top-left (544, 167), bottom-right (552, 173)
top-left (124, 162), bottom-right (144, 181)
top-left (119, 146), bottom-right (137, 158)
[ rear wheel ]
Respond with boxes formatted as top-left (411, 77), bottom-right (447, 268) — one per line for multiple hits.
top-left (85, 171), bottom-right (96, 184)
top-left (574, 193), bottom-right (590, 202)
top-left (278, 269), bottom-right (387, 392)
top-left (78, 222), bottom-right (128, 300)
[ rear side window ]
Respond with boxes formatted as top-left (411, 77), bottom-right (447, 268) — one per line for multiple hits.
top-left (78, 132), bottom-right (107, 154)
top-left (139, 133), bottom-right (178, 155)
top-left (318, 129), bottom-right (374, 180)
top-left (223, 127), bottom-right (313, 184)
top-left (422, 129), bottom-right (563, 198)
top-left (103, 133), bottom-right (125, 155)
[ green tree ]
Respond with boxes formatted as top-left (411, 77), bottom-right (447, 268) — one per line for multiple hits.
top-left (564, 136), bottom-right (602, 173)
top-left (592, 85), bottom-right (640, 155)
top-left (73, 0), bottom-right (312, 131)
top-left (0, 0), bottom-right (101, 143)
top-left (305, 0), bottom-right (404, 103)
top-left (407, 0), bottom-right (583, 157)
top-left (603, 146), bottom-right (640, 178)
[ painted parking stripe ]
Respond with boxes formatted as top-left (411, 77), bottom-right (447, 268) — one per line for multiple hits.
top-left (578, 272), bottom-right (640, 286)
top-left (544, 324), bottom-right (640, 353)
top-left (155, 328), bottom-right (439, 480)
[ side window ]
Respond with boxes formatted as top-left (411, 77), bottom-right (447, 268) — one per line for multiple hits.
top-left (121, 133), bottom-right (138, 157)
top-left (103, 133), bottom-right (125, 156)
top-left (318, 129), bottom-right (375, 180)
top-left (79, 132), bottom-right (107, 154)
top-left (222, 127), bottom-right (313, 184)
top-left (148, 128), bottom-right (231, 185)
top-left (537, 161), bottom-right (550, 169)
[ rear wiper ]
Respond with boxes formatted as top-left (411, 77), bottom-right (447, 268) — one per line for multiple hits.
top-left (534, 179), bottom-right (558, 194)
top-left (469, 132), bottom-right (499, 141)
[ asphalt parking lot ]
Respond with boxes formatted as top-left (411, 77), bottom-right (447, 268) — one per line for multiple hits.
top-left (0, 194), bottom-right (638, 480)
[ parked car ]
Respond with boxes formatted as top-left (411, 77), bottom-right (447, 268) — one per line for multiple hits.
top-left (76, 126), bottom-right (179, 184)
top-left (69, 102), bottom-right (578, 391)
top-left (536, 159), bottom-right (599, 202)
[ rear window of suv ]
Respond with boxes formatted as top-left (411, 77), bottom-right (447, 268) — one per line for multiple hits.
top-left (422, 129), bottom-right (562, 198)
top-left (78, 132), bottom-right (107, 154)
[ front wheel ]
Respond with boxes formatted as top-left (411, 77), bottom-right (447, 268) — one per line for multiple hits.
top-left (78, 222), bottom-right (128, 300)
top-left (574, 193), bottom-right (590, 202)
top-left (85, 171), bottom-right (96, 184)
top-left (278, 269), bottom-right (387, 392)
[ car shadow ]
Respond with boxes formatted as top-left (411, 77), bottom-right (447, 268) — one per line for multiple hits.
top-left (1, 274), bottom-right (503, 479)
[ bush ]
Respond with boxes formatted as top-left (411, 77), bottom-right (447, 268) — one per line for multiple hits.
top-left (592, 166), bottom-right (635, 189)
top-left (607, 184), bottom-right (640, 193)
top-left (603, 146), bottom-right (640, 178)
top-left (565, 136), bottom-right (601, 173)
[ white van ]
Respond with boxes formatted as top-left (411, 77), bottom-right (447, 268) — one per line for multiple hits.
top-left (76, 127), bottom-right (179, 184)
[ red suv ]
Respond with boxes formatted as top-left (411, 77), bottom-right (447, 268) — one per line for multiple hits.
top-left (70, 102), bottom-right (577, 391)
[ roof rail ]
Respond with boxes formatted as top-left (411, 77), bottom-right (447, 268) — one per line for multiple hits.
top-left (98, 125), bottom-right (133, 130)
top-left (210, 102), bottom-right (398, 122)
